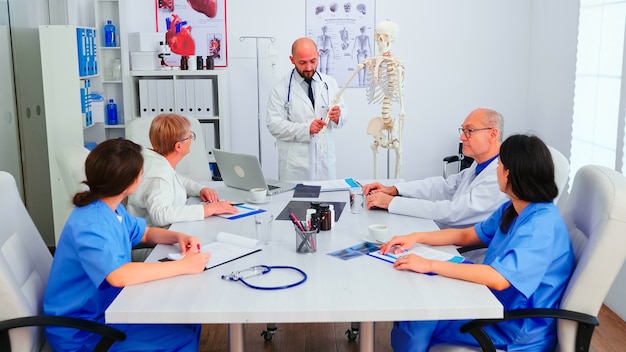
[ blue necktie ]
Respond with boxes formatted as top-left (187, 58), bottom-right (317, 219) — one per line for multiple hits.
top-left (305, 78), bottom-right (315, 107)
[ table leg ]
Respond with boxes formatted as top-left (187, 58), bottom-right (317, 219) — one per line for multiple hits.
top-left (359, 321), bottom-right (374, 352)
top-left (229, 323), bottom-right (244, 352)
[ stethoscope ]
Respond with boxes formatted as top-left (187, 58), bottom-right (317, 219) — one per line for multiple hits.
top-left (284, 68), bottom-right (330, 115)
top-left (221, 265), bottom-right (307, 290)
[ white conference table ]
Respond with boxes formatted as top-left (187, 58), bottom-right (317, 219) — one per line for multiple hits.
top-left (106, 183), bottom-right (502, 352)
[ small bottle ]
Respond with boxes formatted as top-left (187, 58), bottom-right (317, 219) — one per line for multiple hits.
top-left (196, 55), bottom-right (204, 70)
top-left (180, 56), bottom-right (188, 70)
top-left (104, 20), bottom-right (116, 47)
top-left (319, 203), bottom-right (332, 231)
top-left (106, 99), bottom-right (118, 125)
top-left (206, 56), bottom-right (214, 70)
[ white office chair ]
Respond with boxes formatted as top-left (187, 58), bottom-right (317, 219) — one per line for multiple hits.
top-left (126, 116), bottom-right (212, 182)
top-left (0, 171), bottom-right (125, 351)
top-left (431, 164), bottom-right (626, 352)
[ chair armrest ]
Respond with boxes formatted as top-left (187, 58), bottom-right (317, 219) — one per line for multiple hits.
top-left (459, 308), bottom-right (599, 352)
top-left (0, 315), bottom-right (126, 352)
top-left (443, 155), bottom-right (461, 163)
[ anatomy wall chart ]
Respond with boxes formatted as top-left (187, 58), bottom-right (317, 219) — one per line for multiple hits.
top-left (305, 0), bottom-right (376, 88)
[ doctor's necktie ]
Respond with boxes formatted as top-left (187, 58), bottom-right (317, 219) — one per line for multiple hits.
top-left (305, 78), bottom-right (315, 107)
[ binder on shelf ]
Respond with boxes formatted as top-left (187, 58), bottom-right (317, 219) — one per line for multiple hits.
top-left (138, 79), bottom-right (150, 117)
top-left (85, 28), bottom-right (94, 75)
top-left (76, 27), bottom-right (87, 77)
top-left (164, 79), bottom-right (175, 113)
top-left (194, 79), bottom-right (205, 116)
top-left (185, 79), bottom-right (195, 116)
top-left (147, 79), bottom-right (159, 116)
top-left (156, 79), bottom-right (168, 114)
top-left (201, 79), bottom-right (214, 116)
top-left (200, 120), bottom-right (217, 155)
top-left (176, 79), bottom-right (187, 114)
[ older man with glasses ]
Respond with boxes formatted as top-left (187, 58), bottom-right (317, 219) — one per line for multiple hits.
top-left (362, 108), bottom-right (507, 229)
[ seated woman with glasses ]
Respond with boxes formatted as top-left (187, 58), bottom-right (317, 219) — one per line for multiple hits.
top-left (381, 134), bottom-right (575, 351)
top-left (128, 113), bottom-right (237, 229)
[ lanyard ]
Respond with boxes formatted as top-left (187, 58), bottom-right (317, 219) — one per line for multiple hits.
top-left (221, 265), bottom-right (307, 290)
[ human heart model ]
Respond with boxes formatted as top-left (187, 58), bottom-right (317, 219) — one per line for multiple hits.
top-left (165, 14), bottom-right (195, 56)
top-left (187, 0), bottom-right (217, 18)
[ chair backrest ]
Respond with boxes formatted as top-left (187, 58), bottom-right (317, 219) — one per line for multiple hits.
top-left (548, 146), bottom-right (569, 205)
top-left (558, 165), bottom-right (626, 351)
top-left (126, 116), bottom-right (212, 182)
top-left (55, 143), bottom-right (90, 199)
top-left (0, 171), bottom-right (53, 351)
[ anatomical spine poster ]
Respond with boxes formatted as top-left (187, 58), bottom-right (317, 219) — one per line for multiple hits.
top-left (155, 0), bottom-right (228, 68)
top-left (305, 0), bottom-right (376, 88)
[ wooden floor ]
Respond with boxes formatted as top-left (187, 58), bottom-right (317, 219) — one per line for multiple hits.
top-left (199, 304), bottom-right (626, 352)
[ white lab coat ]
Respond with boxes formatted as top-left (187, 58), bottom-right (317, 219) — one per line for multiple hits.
top-left (266, 69), bottom-right (347, 181)
top-left (388, 159), bottom-right (508, 229)
top-left (127, 149), bottom-right (204, 227)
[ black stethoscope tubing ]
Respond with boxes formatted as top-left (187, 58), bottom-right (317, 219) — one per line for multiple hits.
top-left (285, 68), bottom-right (329, 113)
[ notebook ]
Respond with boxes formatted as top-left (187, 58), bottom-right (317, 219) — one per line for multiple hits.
top-left (212, 149), bottom-right (296, 196)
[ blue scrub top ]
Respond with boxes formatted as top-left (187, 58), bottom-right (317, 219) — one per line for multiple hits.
top-left (475, 201), bottom-right (575, 349)
top-left (44, 200), bottom-right (145, 350)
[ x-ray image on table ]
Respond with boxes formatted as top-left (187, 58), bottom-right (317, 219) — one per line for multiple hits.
top-left (328, 241), bottom-right (379, 260)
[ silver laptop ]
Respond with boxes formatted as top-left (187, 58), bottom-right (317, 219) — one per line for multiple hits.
top-left (212, 149), bottom-right (296, 196)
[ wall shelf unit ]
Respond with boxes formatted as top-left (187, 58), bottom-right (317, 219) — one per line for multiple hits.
top-left (95, 0), bottom-right (127, 140)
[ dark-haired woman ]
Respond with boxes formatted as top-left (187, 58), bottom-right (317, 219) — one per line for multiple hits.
top-left (380, 134), bottom-right (575, 351)
top-left (44, 139), bottom-right (209, 351)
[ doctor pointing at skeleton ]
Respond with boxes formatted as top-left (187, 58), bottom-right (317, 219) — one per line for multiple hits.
top-left (266, 37), bottom-right (348, 181)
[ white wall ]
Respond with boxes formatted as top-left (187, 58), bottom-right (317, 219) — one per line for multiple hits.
top-left (225, 0), bottom-right (578, 181)
top-left (118, 0), bottom-right (578, 182)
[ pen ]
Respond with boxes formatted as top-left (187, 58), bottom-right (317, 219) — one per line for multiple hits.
top-left (231, 202), bottom-right (244, 206)
top-left (290, 213), bottom-right (306, 232)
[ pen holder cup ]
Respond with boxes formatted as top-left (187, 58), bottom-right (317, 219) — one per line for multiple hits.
top-left (295, 225), bottom-right (317, 254)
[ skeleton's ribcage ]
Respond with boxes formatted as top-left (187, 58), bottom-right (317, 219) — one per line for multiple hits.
top-left (365, 60), bottom-right (403, 104)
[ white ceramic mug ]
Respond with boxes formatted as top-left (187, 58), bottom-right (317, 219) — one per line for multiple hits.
top-left (249, 187), bottom-right (267, 202)
top-left (368, 224), bottom-right (389, 243)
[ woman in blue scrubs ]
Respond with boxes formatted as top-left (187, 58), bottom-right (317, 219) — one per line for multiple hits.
top-left (44, 139), bottom-right (210, 351)
top-left (380, 134), bottom-right (575, 351)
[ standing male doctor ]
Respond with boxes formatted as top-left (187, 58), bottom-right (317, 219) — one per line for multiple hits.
top-left (266, 37), bottom-right (348, 181)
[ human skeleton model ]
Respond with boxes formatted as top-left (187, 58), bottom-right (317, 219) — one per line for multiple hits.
top-left (320, 20), bottom-right (405, 178)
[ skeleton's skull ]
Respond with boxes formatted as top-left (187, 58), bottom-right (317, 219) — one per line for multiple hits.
top-left (356, 3), bottom-right (366, 15)
top-left (344, 2), bottom-right (351, 12)
top-left (315, 5), bottom-right (325, 15)
top-left (330, 2), bottom-right (338, 12)
top-left (375, 20), bottom-right (399, 55)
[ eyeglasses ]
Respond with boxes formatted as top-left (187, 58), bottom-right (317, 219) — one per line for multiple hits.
top-left (179, 131), bottom-right (196, 143)
top-left (458, 127), bottom-right (492, 138)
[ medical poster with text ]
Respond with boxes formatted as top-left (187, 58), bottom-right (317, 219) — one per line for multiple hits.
top-left (305, 0), bottom-right (376, 88)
